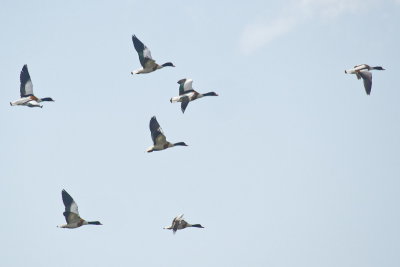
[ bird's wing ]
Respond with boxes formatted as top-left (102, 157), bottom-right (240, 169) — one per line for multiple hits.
top-left (62, 190), bottom-right (80, 216)
top-left (172, 219), bottom-right (180, 233)
top-left (178, 79), bottom-right (194, 95)
top-left (359, 71), bottom-right (372, 95)
top-left (132, 35), bottom-right (153, 68)
top-left (149, 116), bottom-right (166, 145)
top-left (181, 97), bottom-right (190, 113)
top-left (171, 214), bottom-right (184, 233)
top-left (171, 214), bottom-right (183, 224)
top-left (20, 65), bottom-right (34, 97)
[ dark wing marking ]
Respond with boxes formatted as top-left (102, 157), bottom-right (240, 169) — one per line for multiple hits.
top-left (62, 190), bottom-right (79, 215)
top-left (20, 65), bottom-right (33, 97)
top-left (132, 35), bottom-right (153, 68)
top-left (149, 116), bottom-right (165, 145)
top-left (178, 79), bottom-right (195, 95)
top-left (181, 97), bottom-right (190, 113)
top-left (178, 79), bottom-right (187, 95)
top-left (359, 71), bottom-right (372, 95)
top-left (172, 219), bottom-right (179, 233)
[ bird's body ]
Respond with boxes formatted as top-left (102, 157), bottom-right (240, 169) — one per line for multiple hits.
top-left (131, 35), bottom-right (175, 74)
top-left (10, 65), bottom-right (54, 108)
top-left (170, 79), bottom-right (218, 113)
top-left (163, 214), bottom-right (204, 234)
top-left (57, 189), bottom-right (102, 229)
top-left (345, 64), bottom-right (385, 95)
top-left (146, 116), bottom-right (187, 152)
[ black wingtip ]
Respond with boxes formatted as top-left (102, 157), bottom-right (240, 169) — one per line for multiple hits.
top-left (177, 78), bottom-right (186, 84)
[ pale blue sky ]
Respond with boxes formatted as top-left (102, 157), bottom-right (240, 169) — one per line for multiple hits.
top-left (1, 1), bottom-right (400, 266)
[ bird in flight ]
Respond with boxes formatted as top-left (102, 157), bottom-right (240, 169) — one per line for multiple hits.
top-left (163, 214), bottom-right (204, 234)
top-left (345, 64), bottom-right (385, 95)
top-left (57, 189), bottom-right (102, 229)
top-left (131, 35), bottom-right (175, 74)
top-left (170, 78), bottom-right (218, 113)
top-left (146, 116), bottom-right (187, 152)
top-left (10, 65), bottom-right (54, 108)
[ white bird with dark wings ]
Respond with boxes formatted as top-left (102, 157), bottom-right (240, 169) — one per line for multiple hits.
top-left (146, 116), bottom-right (187, 152)
top-left (170, 78), bottom-right (218, 113)
top-left (131, 35), bottom-right (175, 74)
top-left (344, 64), bottom-right (385, 95)
top-left (163, 214), bottom-right (204, 234)
top-left (57, 189), bottom-right (102, 229)
top-left (10, 65), bottom-right (54, 108)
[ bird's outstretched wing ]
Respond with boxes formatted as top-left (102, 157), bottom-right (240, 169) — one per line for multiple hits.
top-left (149, 116), bottom-right (166, 145)
top-left (359, 71), bottom-right (372, 95)
top-left (62, 189), bottom-right (81, 223)
top-left (178, 79), bottom-right (195, 95)
top-left (181, 97), bottom-right (190, 113)
top-left (132, 35), bottom-right (154, 68)
top-left (20, 65), bottom-right (34, 97)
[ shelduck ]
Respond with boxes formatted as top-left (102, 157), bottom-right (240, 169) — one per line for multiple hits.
top-left (170, 79), bottom-right (218, 113)
top-left (57, 189), bottom-right (102, 229)
top-left (131, 35), bottom-right (175, 74)
top-left (10, 65), bottom-right (54, 108)
top-left (345, 64), bottom-right (385, 95)
top-left (147, 116), bottom-right (187, 152)
top-left (163, 214), bottom-right (204, 234)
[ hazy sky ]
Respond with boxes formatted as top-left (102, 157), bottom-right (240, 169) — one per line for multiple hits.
top-left (1, 1), bottom-right (400, 266)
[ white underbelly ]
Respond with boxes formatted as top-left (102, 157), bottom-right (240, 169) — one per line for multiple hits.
top-left (10, 97), bottom-right (31, 106)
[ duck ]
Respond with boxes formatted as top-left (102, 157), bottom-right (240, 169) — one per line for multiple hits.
top-left (345, 64), bottom-right (385, 95)
top-left (163, 214), bottom-right (204, 234)
top-left (131, 35), bottom-right (175, 74)
top-left (10, 65), bottom-right (54, 108)
top-left (147, 116), bottom-right (187, 152)
top-left (57, 189), bottom-right (102, 229)
top-left (170, 78), bottom-right (218, 113)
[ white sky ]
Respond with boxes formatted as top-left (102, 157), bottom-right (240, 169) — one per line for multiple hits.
top-left (1, 1), bottom-right (400, 266)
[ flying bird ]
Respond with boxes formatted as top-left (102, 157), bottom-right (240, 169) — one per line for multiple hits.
top-left (163, 214), bottom-right (204, 234)
top-left (345, 64), bottom-right (385, 95)
top-left (57, 189), bottom-right (102, 229)
top-left (10, 65), bottom-right (54, 108)
top-left (146, 116), bottom-right (187, 152)
top-left (170, 78), bottom-right (218, 113)
top-left (131, 35), bottom-right (175, 74)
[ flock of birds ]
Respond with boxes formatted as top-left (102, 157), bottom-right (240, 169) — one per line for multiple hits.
top-left (9, 34), bottom-right (384, 232)
top-left (9, 34), bottom-right (217, 232)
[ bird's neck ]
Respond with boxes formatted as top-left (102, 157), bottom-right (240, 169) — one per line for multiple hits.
top-left (202, 92), bottom-right (216, 97)
top-left (87, 221), bottom-right (102, 225)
